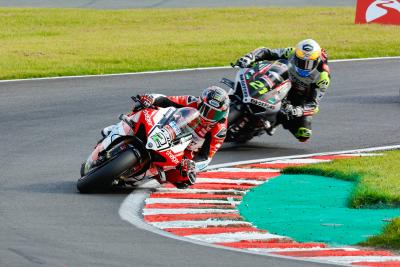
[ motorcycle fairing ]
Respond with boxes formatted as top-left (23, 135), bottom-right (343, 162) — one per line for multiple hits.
top-left (236, 61), bottom-right (291, 114)
top-left (88, 107), bottom-right (197, 173)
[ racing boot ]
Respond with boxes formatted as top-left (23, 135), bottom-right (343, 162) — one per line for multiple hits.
top-left (265, 121), bottom-right (279, 136)
top-left (266, 125), bottom-right (277, 136)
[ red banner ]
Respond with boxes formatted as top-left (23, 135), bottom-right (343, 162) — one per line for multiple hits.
top-left (355, 0), bottom-right (400, 25)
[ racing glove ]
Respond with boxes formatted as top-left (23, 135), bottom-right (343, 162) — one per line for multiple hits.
top-left (131, 94), bottom-right (156, 111)
top-left (131, 94), bottom-right (154, 111)
top-left (138, 94), bottom-right (155, 108)
top-left (235, 53), bottom-right (255, 68)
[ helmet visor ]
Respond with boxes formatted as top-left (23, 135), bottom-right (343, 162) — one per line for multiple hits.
top-left (198, 102), bottom-right (227, 122)
top-left (294, 56), bottom-right (317, 71)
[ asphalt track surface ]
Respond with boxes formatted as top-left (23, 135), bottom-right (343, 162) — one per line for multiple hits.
top-left (0, 58), bottom-right (399, 267)
top-left (0, 0), bottom-right (355, 8)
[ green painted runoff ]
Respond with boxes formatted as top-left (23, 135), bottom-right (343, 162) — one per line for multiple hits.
top-left (239, 174), bottom-right (400, 246)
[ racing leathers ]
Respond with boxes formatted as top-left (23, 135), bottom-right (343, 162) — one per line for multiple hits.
top-left (237, 47), bottom-right (331, 142)
top-left (138, 94), bottom-right (227, 188)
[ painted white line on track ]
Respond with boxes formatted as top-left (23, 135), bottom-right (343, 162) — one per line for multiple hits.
top-left (149, 220), bottom-right (252, 229)
top-left (1, 56), bottom-right (399, 83)
top-left (248, 247), bottom-right (359, 253)
top-left (330, 56), bottom-right (400, 62)
top-left (143, 208), bottom-right (237, 215)
top-left (211, 167), bottom-right (281, 172)
top-left (186, 232), bottom-right (286, 243)
top-left (195, 178), bottom-right (264, 184)
top-left (155, 188), bottom-right (247, 194)
top-left (144, 198), bottom-right (241, 204)
top-left (263, 158), bottom-right (331, 164)
top-left (207, 145), bottom-right (400, 170)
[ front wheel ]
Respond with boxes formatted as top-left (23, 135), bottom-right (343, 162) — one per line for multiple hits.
top-left (227, 101), bottom-right (243, 126)
top-left (77, 149), bottom-right (138, 193)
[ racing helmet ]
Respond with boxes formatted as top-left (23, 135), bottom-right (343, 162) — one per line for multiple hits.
top-left (198, 86), bottom-right (229, 123)
top-left (291, 39), bottom-right (322, 77)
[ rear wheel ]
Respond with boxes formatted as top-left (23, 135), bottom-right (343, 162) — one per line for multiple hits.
top-left (77, 149), bottom-right (138, 193)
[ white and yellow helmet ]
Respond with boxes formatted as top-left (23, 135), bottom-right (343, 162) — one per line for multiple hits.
top-left (292, 39), bottom-right (322, 77)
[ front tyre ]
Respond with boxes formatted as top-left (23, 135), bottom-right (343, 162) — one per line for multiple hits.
top-left (227, 102), bottom-right (242, 126)
top-left (77, 149), bottom-right (138, 193)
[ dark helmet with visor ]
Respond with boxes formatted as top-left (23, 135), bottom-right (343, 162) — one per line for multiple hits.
top-left (198, 86), bottom-right (229, 123)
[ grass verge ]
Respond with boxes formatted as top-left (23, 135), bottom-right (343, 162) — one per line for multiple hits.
top-left (359, 218), bottom-right (400, 249)
top-left (0, 7), bottom-right (400, 80)
top-left (282, 149), bottom-right (400, 248)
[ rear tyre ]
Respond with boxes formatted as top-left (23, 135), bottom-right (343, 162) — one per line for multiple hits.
top-left (77, 149), bottom-right (138, 193)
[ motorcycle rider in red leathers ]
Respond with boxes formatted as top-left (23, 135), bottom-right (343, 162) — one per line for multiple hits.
top-left (235, 39), bottom-right (331, 142)
top-left (135, 86), bottom-right (230, 189)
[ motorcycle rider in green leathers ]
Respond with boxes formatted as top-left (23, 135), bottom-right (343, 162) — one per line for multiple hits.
top-left (235, 39), bottom-right (331, 142)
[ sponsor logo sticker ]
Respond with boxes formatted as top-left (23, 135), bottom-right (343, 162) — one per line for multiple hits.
top-left (143, 110), bottom-right (153, 126)
top-left (355, 0), bottom-right (400, 24)
top-left (166, 150), bottom-right (179, 165)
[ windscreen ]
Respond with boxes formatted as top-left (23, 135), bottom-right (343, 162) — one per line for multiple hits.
top-left (159, 107), bottom-right (200, 141)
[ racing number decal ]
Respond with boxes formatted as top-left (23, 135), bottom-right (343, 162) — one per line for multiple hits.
top-left (249, 80), bottom-right (269, 95)
top-left (152, 132), bottom-right (167, 148)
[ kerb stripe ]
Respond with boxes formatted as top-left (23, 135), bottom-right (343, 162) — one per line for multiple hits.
top-left (164, 227), bottom-right (266, 236)
top-left (353, 261), bottom-right (400, 266)
top-left (217, 241), bottom-right (325, 249)
top-left (135, 150), bottom-right (400, 267)
top-left (144, 213), bottom-right (242, 222)
top-left (144, 203), bottom-right (234, 209)
top-left (198, 172), bottom-right (279, 180)
top-left (149, 193), bottom-right (242, 200)
top-left (237, 163), bottom-right (304, 169)
top-left (163, 183), bottom-right (255, 190)
top-left (274, 249), bottom-right (393, 257)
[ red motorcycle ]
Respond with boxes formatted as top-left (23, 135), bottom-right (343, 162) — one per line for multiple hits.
top-left (77, 98), bottom-right (199, 193)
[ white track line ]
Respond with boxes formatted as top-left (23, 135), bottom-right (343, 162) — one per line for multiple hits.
top-left (155, 188), bottom-right (247, 194)
top-left (186, 232), bottom-right (286, 243)
top-left (195, 178), bottom-right (264, 184)
top-left (149, 220), bottom-right (252, 229)
top-left (145, 198), bottom-right (241, 204)
top-left (210, 167), bottom-right (281, 172)
top-left (1, 56), bottom-right (399, 83)
top-left (248, 247), bottom-right (359, 253)
top-left (260, 158), bottom-right (330, 164)
top-left (143, 208), bottom-right (237, 215)
top-left (207, 145), bottom-right (400, 170)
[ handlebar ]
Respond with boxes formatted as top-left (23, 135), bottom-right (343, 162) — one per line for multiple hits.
top-left (131, 95), bottom-right (143, 110)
